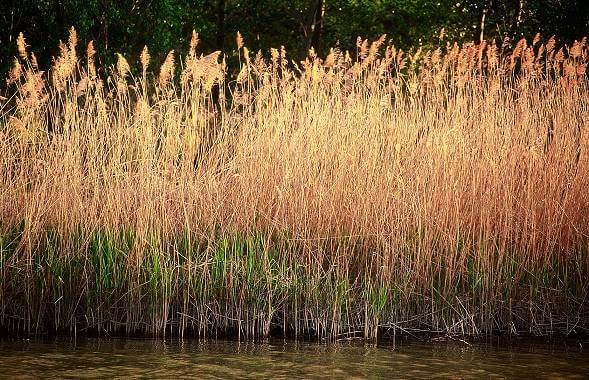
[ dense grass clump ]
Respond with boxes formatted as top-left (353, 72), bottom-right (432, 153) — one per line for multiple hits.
top-left (0, 29), bottom-right (588, 339)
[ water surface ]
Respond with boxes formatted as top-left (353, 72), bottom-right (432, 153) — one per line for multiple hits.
top-left (0, 337), bottom-right (587, 378)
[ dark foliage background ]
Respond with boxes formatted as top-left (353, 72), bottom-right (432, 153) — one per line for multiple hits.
top-left (1, 0), bottom-right (588, 76)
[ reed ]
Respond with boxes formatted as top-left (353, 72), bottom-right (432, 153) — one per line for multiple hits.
top-left (0, 29), bottom-right (588, 340)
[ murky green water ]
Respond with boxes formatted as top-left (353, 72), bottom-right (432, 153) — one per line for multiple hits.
top-left (0, 337), bottom-right (588, 379)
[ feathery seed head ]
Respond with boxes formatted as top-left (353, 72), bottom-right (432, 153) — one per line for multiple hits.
top-left (189, 30), bottom-right (199, 56)
top-left (438, 28), bottom-right (446, 41)
top-left (87, 41), bottom-right (96, 60)
top-left (68, 27), bottom-right (78, 51)
top-left (116, 53), bottom-right (130, 78)
top-left (158, 50), bottom-right (175, 88)
top-left (87, 41), bottom-right (96, 78)
top-left (67, 27), bottom-right (78, 63)
top-left (16, 32), bottom-right (28, 60)
top-left (30, 53), bottom-right (38, 69)
top-left (7, 58), bottom-right (23, 84)
top-left (140, 46), bottom-right (150, 75)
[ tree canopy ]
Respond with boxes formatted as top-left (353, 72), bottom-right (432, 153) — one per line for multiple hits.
top-left (1, 0), bottom-right (588, 76)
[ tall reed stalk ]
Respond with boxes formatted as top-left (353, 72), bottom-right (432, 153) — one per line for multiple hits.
top-left (0, 29), bottom-right (588, 339)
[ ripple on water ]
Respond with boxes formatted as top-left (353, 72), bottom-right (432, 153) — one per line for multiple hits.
top-left (0, 338), bottom-right (588, 379)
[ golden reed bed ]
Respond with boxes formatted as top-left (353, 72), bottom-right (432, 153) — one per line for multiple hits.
top-left (0, 29), bottom-right (588, 339)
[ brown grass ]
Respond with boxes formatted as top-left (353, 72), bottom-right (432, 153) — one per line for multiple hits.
top-left (0, 29), bottom-right (588, 340)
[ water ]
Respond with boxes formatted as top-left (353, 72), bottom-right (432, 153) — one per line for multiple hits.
top-left (0, 337), bottom-right (588, 379)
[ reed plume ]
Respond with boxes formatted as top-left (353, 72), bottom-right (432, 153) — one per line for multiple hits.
top-left (0, 30), bottom-right (588, 340)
